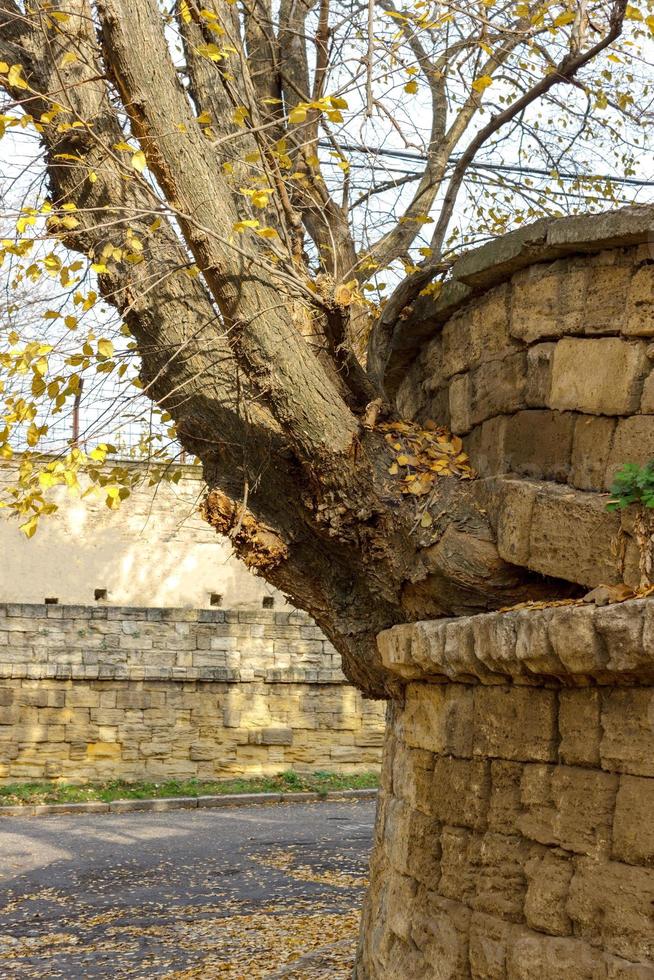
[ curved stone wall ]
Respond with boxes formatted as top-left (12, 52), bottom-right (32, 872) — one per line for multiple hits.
top-left (390, 208), bottom-right (654, 494)
top-left (356, 599), bottom-right (654, 978)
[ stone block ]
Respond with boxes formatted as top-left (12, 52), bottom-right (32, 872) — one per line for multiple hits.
top-left (506, 932), bottom-right (602, 980)
top-left (624, 264), bottom-right (654, 336)
top-left (247, 727), bottom-right (293, 746)
top-left (568, 857), bottom-right (654, 961)
top-left (391, 741), bottom-right (434, 814)
top-left (449, 373), bottom-right (472, 434)
top-left (510, 267), bottom-right (561, 342)
top-left (409, 893), bottom-right (472, 980)
top-left (596, 600), bottom-right (647, 673)
top-left (606, 415), bottom-right (654, 489)
top-left (496, 479), bottom-right (537, 567)
top-left (570, 415), bottom-right (616, 491)
top-left (640, 369), bottom-right (654, 413)
top-left (385, 799), bottom-right (441, 889)
top-left (600, 688), bottom-right (654, 776)
top-left (584, 262), bottom-right (631, 333)
top-left (86, 741), bottom-right (121, 759)
top-left (442, 309), bottom-right (475, 378)
top-left (547, 605), bottom-right (604, 675)
top-left (473, 686), bottom-right (558, 762)
top-left (464, 416), bottom-right (508, 477)
top-left (558, 689), bottom-right (601, 767)
top-left (472, 831), bottom-right (532, 922)
top-left (439, 826), bottom-right (478, 904)
top-left (525, 342), bottom-right (556, 407)
top-left (470, 352), bottom-right (528, 426)
top-left (401, 683), bottom-right (473, 757)
top-left (471, 283), bottom-right (511, 356)
top-left (524, 850), bottom-right (573, 936)
top-left (488, 761), bottom-right (523, 835)
top-left (518, 764), bottom-right (618, 857)
top-left (469, 912), bottom-right (511, 980)
top-left (503, 410), bottom-right (575, 482)
top-left (612, 775), bottom-right (654, 866)
top-left (431, 757), bottom-right (491, 830)
top-left (549, 337), bottom-right (648, 415)
top-left (527, 484), bottom-right (621, 588)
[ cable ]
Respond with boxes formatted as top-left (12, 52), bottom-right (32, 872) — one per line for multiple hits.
top-left (317, 139), bottom-right (654, 188)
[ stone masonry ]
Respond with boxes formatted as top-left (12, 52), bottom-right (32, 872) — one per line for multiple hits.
top-left (392, 211), bottom-right (654, 499)
top-left (355, 599), bottom-right (654, 978)
top-left (0, 603), bottom-right (385, 783)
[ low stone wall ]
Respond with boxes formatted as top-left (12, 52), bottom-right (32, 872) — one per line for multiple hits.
top-left (356, 599), bottom-right (654, 978)
top-left (0, 603), bottom-right (385, 783)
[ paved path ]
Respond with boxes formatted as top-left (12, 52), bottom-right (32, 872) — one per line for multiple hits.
top-left (0, 800), bottom-right (376, 979)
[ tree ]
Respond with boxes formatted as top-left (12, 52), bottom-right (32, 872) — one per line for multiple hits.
top-left (0, 0), bottom-right (648, 696)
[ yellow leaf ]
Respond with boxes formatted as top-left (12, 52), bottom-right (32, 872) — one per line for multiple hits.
top-left (44, 254), bottom-right (63, 276)
top-left (39, 471), bottom-right (59, 489)
top-left (196, 111), bottom-right (212, 124)
top-left (43, 310), bottom-right (61, 320)
top-left (233, 219), bottom-right (260, 232)
top-left (257, 226), bottom-right (279, 239)
top-left (552, 11), bottom-right (575, 26)
top-left (97, 338), bottom-right (114, 359)
top-left (91, 262), bottom-right (108, 273)
top-left (404, 80), bottom-right (418, 94)
top-left (420, 511), bottom-right (433, 528)
top-left (472, 75), bottom-right (493, 94)
top-left (180, 0), bottom-right (192, 22)
top-left (232, 106), bottom-right (249, 126)
top-left (64, 315), bottom-right (77, 330)
top-left (8, 64), bottom-right (28, 90)
top-left (113, 141), bottom-right (132, 151)
top-left (131, 150), bottom-right (147, 173)
top-left (252, 191), bottom-right (270, 208)
top-left (0, 62), bottom-right (8, 74)
top-left (289, 105), bottom-right (307, 124)
top-left (197, 43), bottom-right (223, 61)
top-left (625, 4), bottom-right (643, 20)
top-left (59, 52), bottom-right (78, 68)
top-left (20, 515), bottom-right (38, 538)
top-left (34, 356), bottom-right (48, 376)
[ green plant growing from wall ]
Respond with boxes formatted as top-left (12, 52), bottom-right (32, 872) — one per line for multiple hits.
top-left (607, 462), bottom-right (654, 588)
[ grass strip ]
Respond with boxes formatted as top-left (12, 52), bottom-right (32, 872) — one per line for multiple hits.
top-left (0, 770), bottom-right (379, 807)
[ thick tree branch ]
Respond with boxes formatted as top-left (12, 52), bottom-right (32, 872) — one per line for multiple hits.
top-left (96, 0), bottom-right (360, 459)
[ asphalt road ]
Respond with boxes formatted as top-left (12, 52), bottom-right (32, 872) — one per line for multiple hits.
top-left (0, 800), bottom-right (376, 979)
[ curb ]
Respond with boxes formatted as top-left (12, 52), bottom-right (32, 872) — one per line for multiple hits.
top-left (0, 787), bottom-right (378, 818)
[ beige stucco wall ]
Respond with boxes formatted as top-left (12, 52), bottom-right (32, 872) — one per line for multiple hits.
top-left (0, 461), bottom-right (288, 609)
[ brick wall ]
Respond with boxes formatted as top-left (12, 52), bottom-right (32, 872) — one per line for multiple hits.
top-left (0, 603), bottom-right (385, 783)
top-left (355, 600), bottom-right (654, 978)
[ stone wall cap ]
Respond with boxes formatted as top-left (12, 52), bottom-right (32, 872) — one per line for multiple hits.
top-left (378, 597), bottom-right (654, 687)
top-left (385, 204), bottom-right (654, 395)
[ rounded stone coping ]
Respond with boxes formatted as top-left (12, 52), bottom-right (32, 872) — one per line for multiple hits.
top-left (385, 204), bottom-right (654, 393)
top-left (378, 597), bottom-right (654, 686)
